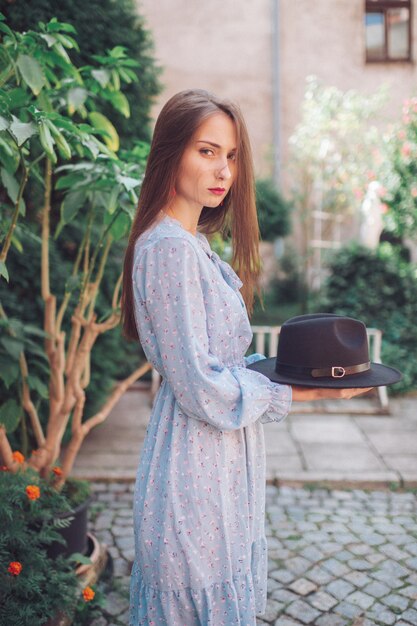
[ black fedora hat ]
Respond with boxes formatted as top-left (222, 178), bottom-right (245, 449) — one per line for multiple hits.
top-left (247, 313), bottom-right (402, 388)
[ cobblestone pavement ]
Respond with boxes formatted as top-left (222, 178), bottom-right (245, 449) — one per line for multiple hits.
top-left (83, 482), bottom-right (417, 626)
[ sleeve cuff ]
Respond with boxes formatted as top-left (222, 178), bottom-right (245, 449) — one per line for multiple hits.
top-left (261, 381), bottom-right (292, 424)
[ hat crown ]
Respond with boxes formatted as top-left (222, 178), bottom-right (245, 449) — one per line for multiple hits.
top-left (277, 314), bottom-right (369, 369)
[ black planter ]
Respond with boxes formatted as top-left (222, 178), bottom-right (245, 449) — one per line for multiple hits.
top-left (47, 496), bottom-right (93, 560)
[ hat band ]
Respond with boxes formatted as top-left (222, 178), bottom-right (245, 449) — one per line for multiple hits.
top-left (276, 361), bottom-right (371, 379)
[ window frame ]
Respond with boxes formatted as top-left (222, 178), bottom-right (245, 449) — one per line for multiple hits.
top-left (365, 0), bottom-right (412, 63)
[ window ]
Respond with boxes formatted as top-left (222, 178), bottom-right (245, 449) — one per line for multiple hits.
top-left (365, 0), bottom-right (411, 62)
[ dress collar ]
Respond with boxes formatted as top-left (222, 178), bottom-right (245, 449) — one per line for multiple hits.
top-left (159, 212), bottom-right (243, 291)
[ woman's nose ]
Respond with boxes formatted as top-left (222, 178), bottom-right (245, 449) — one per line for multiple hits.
top-left (216, 160), bottom-right (232, 180)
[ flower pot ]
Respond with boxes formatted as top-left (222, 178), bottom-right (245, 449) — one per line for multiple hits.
top-left (47, 496), bottom-right (93, 560)
top-left (42, 532), bottom-right (108, 626)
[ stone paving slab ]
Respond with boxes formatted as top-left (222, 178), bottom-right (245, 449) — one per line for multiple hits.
top-left (72, 390), bottom-right (417, 486)
top-left (80, 483), bottom-right (417, 626)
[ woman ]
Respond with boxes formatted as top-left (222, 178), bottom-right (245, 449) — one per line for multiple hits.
top-left (121, 89), bottom-right (367, 626)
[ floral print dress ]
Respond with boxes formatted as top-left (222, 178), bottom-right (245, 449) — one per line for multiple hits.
top-left (129, 212), bottom-right (292, 626)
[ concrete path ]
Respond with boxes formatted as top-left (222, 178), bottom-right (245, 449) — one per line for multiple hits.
top-left (83, 482), bottom-right (417, 626)
top-left (73, 388), bottom-right (417, 487)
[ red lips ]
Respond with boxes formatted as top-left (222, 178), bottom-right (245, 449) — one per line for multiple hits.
top-left (208, 188), bottom-right (225, 195)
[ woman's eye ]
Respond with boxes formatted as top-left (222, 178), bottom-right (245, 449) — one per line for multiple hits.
top-left (200, 148), bottom-right (214, 156)
top-left (228, 153), bottom-right (237, 161)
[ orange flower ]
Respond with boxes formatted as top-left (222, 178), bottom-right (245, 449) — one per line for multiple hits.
top-left (12, 451), bottom-right (25, 464)
top-left (8, 561), bottom-right (22, 576)
top-left (26, 485), bottom-right (40, 501)
top-left (52, 466), bottom-right (63, 476)
top-left (82, 586), bottom-right (95, 602)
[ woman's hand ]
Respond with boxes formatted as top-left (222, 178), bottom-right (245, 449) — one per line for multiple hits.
top-left (291, 386), bottom-right (374, 402)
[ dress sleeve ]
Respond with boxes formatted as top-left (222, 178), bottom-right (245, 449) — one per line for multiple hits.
top-left (244, 353), bottom-right (292, 424)
top-left (136, 236), bottom-right (291, 431)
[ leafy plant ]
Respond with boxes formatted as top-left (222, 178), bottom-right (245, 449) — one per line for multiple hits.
top-left (2, 0), bottom-right (161, 146)
top-left (288, 76), bottom-right (387, 296)
top-left (318, 242), bottom-right (417, 393)
top-left (381, 96), bottom-right (417, 238)
top-left (0, 16), bottom-right (151, 487)
top-left (0, 465), bottom-right (79, 625)
top-left (256, 178), bottom-right (292, 242)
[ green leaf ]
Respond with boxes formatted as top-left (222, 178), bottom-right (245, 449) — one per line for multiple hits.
top-left (16, 55), bottom-right (46, 96)
top-left (44, 120), bottom-right (71, 159)
top-left (109, 210), bottom-right (130, 240)
top-left (0, 399), bottom-right (21, 433)
top-left (46, 19), bottom-right (77, 35)
top-left (11, 234), bottom-right (23, 253)
top-left (0, 135), bottom-right (20, 173)
top-left (55, 172), bottom-right (87, 190)
top-left (107, 185), bottom-right (121, 215)
top-left (26, 374), bottom-right (49, 399)
top-left (117, 67), bottom-right (134, 84)
top-left (23, 337), bottom-right (48, 360)
top-left (67, 87), bottom-right (88, 110)
top-left (52, 42), bottom-right (71, 64)
top-left (0, 336), bottom-right (24, 359)
top-left (107, 92), bottom-right (130, 118)
top-left (60, 189), bottom-right (87, 225)
top-left (116, 174), bottom-right (140, 192)
top-left (109, 46), bottom-right (128, 59)
top-left (0, 168), bottom-right (26, 213)
top-left (0, 358), bottom-right (19, 388)
top-left (0, 260), bottom-right (9, 282)
top-left (0, 22), bottom-right (13, 38)
top-left (7, 87), bottom-right (29, 110)
top-left (81, 136), bottom-right (100, 159)
top-left (9, 116), bottom-right (37, 147)
top-left (56, 33), bottom-right (79, 51)
top-left (110, 68), bottom-right (120, 91)
top-left (38, 120), bottom-right (57, 163)
top-left (88, 112), bottom-right (119, 151)
top-left (39, 33), bottom-right (57, 47)
top-left (24, 324), bottom-right (49, 339)
top-left (91, 68), bottom-right (111, 88)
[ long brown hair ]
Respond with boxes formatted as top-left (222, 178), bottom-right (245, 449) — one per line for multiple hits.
top-left (121, 89), bottom-right (261, 341)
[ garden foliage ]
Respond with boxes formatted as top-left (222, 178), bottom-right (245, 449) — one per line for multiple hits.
top-left (2, 0), bottom-right (161, 145)
top-left (255, 178), bottom-right (292, 242)
top-left (319, 243), bottom-right (417, 394)
top-left (0, 465), bottom-right (79, 625)
top-left (382, 96), bottom-right (417, 238)
top-left (0, 15), bottom-right (150, 482)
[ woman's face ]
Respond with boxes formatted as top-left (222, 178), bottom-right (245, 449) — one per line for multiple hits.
top-left (175, 112), bottom-right (237, 211)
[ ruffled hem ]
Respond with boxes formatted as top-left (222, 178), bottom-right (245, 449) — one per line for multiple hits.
top-left (129, 564), bottom-right (261, 626)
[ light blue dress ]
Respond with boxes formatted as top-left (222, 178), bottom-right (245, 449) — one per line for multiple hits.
top-left (129, 212), bottom-right (292, 626)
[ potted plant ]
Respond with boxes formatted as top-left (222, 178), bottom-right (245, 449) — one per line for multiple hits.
top-left (0, 464), bottom-right (105, 626)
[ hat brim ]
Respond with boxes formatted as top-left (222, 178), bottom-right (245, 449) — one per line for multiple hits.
top-left (247, 359), bottom-right (402, 388)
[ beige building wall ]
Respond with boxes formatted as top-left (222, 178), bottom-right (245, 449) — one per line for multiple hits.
top-left (138, 0), bottom-right (417, 187)
top-left (136, 0), bottom-right (274, 177)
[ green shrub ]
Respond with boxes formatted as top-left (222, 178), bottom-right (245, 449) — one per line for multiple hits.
top-left (2, 0), bottom-right (161, 145)
top-left (256, 179), bottom-right (292, 242)
top-left (267, 246), bottom-right (307, 305)
top-left (0, 466), bottom-right (80, 626)
top-left (318, 243), bottom-right (417, 393)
